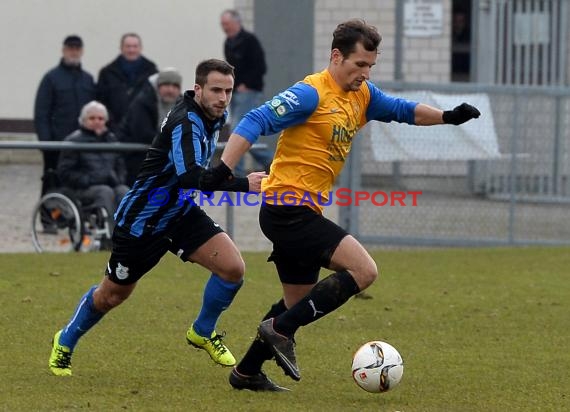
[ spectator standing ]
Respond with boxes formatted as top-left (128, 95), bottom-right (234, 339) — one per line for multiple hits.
top-left (117, 68), bottom-right (183, 186)
top-left (221, 9), bottom-right (273, 176)
top-left (57, 101), bottom-right (129, 234)
top-left (34, 35), bottom-right (96, 196)
top-left (96, 33), bottom-right (158, 132)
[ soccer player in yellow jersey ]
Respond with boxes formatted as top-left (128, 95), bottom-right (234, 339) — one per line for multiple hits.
top-left (204, 19), bottom-right (480, 391)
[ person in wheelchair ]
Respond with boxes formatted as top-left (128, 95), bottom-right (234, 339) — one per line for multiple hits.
top-left (56, 101), bottom-right (129, 237)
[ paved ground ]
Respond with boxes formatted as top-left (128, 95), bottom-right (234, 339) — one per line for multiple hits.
top-left (0, 163), bottom-right (337, 253)
top-left (0, 163), bottom-right (44, 252)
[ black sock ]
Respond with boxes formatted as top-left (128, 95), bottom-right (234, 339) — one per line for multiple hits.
top-left (236, 299), bottom-right (287, 376)
top-left (274, 270), bottom-right (360, 337)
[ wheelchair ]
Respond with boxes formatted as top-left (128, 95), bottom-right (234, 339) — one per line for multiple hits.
top-left (31, 188), bottom-right (112, 253)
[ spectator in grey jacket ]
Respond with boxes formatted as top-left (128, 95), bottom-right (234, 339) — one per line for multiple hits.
top-left (96, 33), bottom-right (158, 132)
top-left (57, 101), bottom-right (129, 233)
top-left (117, 68), bottom-right (182, 185)
top-left (34, 35), bottom-right (96, 196)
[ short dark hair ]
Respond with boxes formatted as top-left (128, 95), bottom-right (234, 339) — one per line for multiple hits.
top-left (221, 9), bottom-right (241, 22)
top-left (195, 59), bottom-right (235, 86)
top-left (331, 19), bottom-right (382, 57)
top-left (120, 32), bottom-right (142, 47)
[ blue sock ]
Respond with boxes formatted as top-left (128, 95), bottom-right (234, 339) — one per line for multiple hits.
top-left (193, 274), bottom-right (243, 337)
top-left (59, 285), bottom-right (105, 351)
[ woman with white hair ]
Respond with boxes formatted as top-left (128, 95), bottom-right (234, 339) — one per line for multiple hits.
top-left (56, 100), bottom-right (129, 243)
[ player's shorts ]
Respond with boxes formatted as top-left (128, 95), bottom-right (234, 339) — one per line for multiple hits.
top-left (106, 206), bottom-right (224, 285)
top-left (259, 204), bottom-right (348, 285)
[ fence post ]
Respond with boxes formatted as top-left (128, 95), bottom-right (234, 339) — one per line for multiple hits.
top-left (225, 192), bottom-right (235, 239)
top-left (508, 92), bottom-right (521, 244)
top-left (552, 95), bottom-right (562, 195)
top-left (338, 151), bottom-right (352, 232)
top-left (349, 134), bottom-right (362, 237)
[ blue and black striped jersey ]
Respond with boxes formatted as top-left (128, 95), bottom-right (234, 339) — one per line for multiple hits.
top-left (114, 91), bottom-right (226, 237)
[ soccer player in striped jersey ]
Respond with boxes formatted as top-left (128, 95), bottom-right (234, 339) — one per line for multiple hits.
top-left (49, 59), bottom-right (267, 376)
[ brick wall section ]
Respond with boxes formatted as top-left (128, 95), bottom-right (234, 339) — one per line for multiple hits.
top-left (313, 0), bottom-right (396, 83)
top-left (240, 0), bottom-right (452, 84)
top-left (313, 0), bottom-right (451, 83)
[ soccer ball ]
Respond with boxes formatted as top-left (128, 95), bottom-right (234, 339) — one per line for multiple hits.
top-left (351, 341), bottom-right (404, 393)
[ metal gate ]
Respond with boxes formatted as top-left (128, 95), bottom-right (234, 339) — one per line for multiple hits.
top-left (475, 0), bottom-right (569, 85)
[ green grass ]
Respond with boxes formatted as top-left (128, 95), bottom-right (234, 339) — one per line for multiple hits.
top-left (1, 247), bottom-right (569, 412)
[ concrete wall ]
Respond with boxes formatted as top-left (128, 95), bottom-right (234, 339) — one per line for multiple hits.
top-left (0, 0), bottom-right (454, 121)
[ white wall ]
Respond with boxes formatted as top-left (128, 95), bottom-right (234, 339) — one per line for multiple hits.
top-left (0, 0), bottom-right (233, 119)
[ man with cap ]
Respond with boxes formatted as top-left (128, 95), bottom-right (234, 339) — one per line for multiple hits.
top-left (34, 35), bottom-right (96, 199)
top-left (117, 68), bottom-right (183, 185)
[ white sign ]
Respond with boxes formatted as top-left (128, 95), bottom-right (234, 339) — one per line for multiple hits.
top-left (369, 92), bottom-right (500, 162)
top-left (404, 0), bottom-right (444, 38)
top-left (514, 12), bottom-right (551, 46)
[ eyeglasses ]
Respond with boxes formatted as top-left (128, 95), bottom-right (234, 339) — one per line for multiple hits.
top-left (87, 116), bottom-right (106, 120)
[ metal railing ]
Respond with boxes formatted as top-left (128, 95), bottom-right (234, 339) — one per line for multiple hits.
top-left (0, 140), bottom-right (268, 239)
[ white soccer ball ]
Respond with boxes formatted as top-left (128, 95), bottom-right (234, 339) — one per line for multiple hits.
top-left (351, 340), bottom-right (404, 393)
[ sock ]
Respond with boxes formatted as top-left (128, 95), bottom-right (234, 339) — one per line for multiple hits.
top-left (192, 273), bottom-right (243, 337)
top-left (274, 270), bottom-right (360, 337)
top-left (236, 299), bottom-right (287, 376)
top-left (59, 285), bottom-right (105, 351)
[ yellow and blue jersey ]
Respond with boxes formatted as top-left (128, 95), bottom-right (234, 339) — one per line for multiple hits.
top-left (234, 69), bottom-right (418, 213)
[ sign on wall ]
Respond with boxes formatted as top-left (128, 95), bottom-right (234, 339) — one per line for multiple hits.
top-left (404, 0), bottom-right (444, 38)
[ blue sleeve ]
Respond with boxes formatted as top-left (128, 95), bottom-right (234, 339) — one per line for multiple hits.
top-left (365, 81), bottom-right (418, 125)
top-left (234, 83), bottom-right (319, 143)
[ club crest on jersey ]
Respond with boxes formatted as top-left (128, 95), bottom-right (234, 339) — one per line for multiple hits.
top-left (115, 262), bottom-right (130, 280)
top-left (268, 98), bottom-right (287, 117)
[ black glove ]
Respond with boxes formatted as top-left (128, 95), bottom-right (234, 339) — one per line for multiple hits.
top-left (443, 103), bottom-right (481, 125)
top-left (199, 161), bottom-right (233, 192)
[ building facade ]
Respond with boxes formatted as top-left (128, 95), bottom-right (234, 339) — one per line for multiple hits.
top-left (0, 0), bottom-right (568, 130)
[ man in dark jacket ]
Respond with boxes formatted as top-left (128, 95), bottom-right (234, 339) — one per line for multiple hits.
top-left (221, 9), bottom-right (274, 176)
top-left (34, 35), bottom-right (96, 196)
top-left (57, 101), bottom-right (129, 233)
top-left (117, 68), bottom-right (182, 185)
top-left (96, 33), bottom-right (158, 132)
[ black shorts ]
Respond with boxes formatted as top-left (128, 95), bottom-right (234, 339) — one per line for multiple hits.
top-left (106, 206), bottom-right (224, 285)
top-left (259, 204), bottom-right (348, 285)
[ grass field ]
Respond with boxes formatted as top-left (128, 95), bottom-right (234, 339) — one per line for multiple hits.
top-left (1, 247), bottom-right (569, 412)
